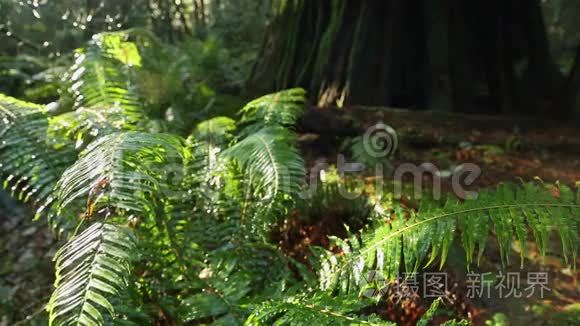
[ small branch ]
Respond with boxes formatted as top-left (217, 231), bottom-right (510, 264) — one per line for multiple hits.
top-left (0, 27), bottom-right (41, 51)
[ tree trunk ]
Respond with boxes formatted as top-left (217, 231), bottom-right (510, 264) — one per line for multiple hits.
top-left (558, 44), bottom-right (580, 116)
top-left (447, 0), bottom-right (477, 113)
top-left (247, 0), bottom-right (570, 118)
top-left (250, 0), bottom-right (434, 108)
top-left (520, 0), bottom-right (568, 116)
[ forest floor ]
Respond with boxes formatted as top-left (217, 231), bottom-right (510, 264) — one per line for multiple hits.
top-left (1, 108), bottom-right (579, 325)
top-left (293, 107), bottom-right (580, 325)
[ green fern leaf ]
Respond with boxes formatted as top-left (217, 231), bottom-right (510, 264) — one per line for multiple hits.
top-left (318, 182), bottom-right (580, 296)
top-left (49, 106), bottom-right (141, 150)
top-left (0, 94), bottom-right (77, 212)
top-left (239, 88), bottom-right (305, 132)
top-left (48, 222), bottom-right (136, 325)
top-left (245, 293), bottom-right (392, 325)
top-left (193, 116), bottom-right (236, 145)
top-left (417, 298), bottom-right (471, 326)
top-left (51, 131), bottom-right (184, 227)
top-left (66, 32), bottom-right (145, 122)
top-left (222, 127), bottom-right (305, 232)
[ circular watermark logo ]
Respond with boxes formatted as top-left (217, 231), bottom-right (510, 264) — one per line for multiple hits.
top-left (363, 123), bottom-right (398, 158)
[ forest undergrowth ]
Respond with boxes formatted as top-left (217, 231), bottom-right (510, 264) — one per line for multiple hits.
top-left (0, 29), bottom-right (578, 326)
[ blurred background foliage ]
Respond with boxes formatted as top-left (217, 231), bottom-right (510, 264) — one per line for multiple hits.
top-left (0, 0), bottom-right (272, 125)
top-left (1, 0), bottom-right (580, 118)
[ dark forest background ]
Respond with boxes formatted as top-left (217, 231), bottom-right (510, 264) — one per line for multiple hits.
top-left (1, 0), bottom-right (580, 119)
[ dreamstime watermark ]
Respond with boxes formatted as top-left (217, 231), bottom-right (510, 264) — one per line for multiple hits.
top-left (360, 271), bottom-right (551, 300)
top-left (300, 122), bottom-right (481, 201)
top-left (363, 122), bottom-right (398, 158)
top-left (135, 122), bottom-right (482, 202)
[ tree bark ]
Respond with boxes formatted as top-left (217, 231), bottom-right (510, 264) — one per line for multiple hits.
top-left (558, 44), bottom-right (580, 116)
top-left (447, 0), bottom-right (477, 113)
top-left (248, 0), bottom-right (572, 118)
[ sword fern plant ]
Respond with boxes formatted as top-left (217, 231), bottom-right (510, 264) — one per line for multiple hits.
top-left (0, 30), bottom-right (578, 325)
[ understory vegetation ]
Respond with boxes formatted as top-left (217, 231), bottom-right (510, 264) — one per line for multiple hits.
top-left (0, 30), bottom-right (578, 325)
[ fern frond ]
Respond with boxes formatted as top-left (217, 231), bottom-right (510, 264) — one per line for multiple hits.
top-left (222, 127), bottom-right (305, 232)
top-left (318, 182), bottom-right (580, 296)
top-left (0, 94), bottom-right (76, 211)
top-left (224, 127), bottom-right (305, 198)
top-left (210, 241), bottom-right (297, 293)
top-left (182, 133), bottom-right (232, 209)
top-left (48, 222), bottom-right (136, 325)
top-left (51, 131), bottom-right (184, 227)
top-left (193, 116), bottom-right (236, 145)
top-left (66, 32), bottom-right (145, 122)
top-left (222, 88), bottom-right (307, 233)
top-left (49, 106), bottom-right (140, 150)
top-left (176, 241), bottom-right (298, 323)
top-left (239, 88), bottom-right (305, 131)
top-left (417, 298), bottom-right (470, 326)
top-left (180, 293), bottom-right (233, 323)
top-left (245, 293), bottom-right (392, 325)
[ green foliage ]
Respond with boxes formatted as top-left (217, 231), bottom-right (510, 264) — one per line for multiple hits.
top-left (2, 84), bottom-right (579, 325)
top-left (317, 182), bottom-right (580, 297)
top-left (194, 116), bottom-right (236, 144)
top-left (1, 26), bottom-right (579, 325)
top-left (221, 88), bottom-right (307, 236)
top-left (344, 123), bottom-right (397, 169)
top-left (0, 88), bottom-right (308, 324)
top-left (0, 94), bottom-right (76, 211)
top-left (0, 55), bottom-right (61, 101)
top-left (239, 88), bottom-right (306, 131)
top-left (224, 127), bottom-right (305, 232)
top-left (2, 1), bottom-right (580, 323)
top-left (548, 303), bottom-right (580, 325)
top-left (65, 32), bottom-right (144, 121)
top-left (485, 313), bottom-right (510, 326)
top-left (297, 172), bottom-right (373, 231)
top-left (48, 223), bottom-right (136, 325)
top-left (48, 106), bottom-right (140, 149)
top-left (245, 293), bottom-right (392, 325)
top-left (417, 298), bottom-right (470, 326)
top-left (208, 0), bottom-right (271, 81)
top-left (49, 132), bottom-right (184, 230)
